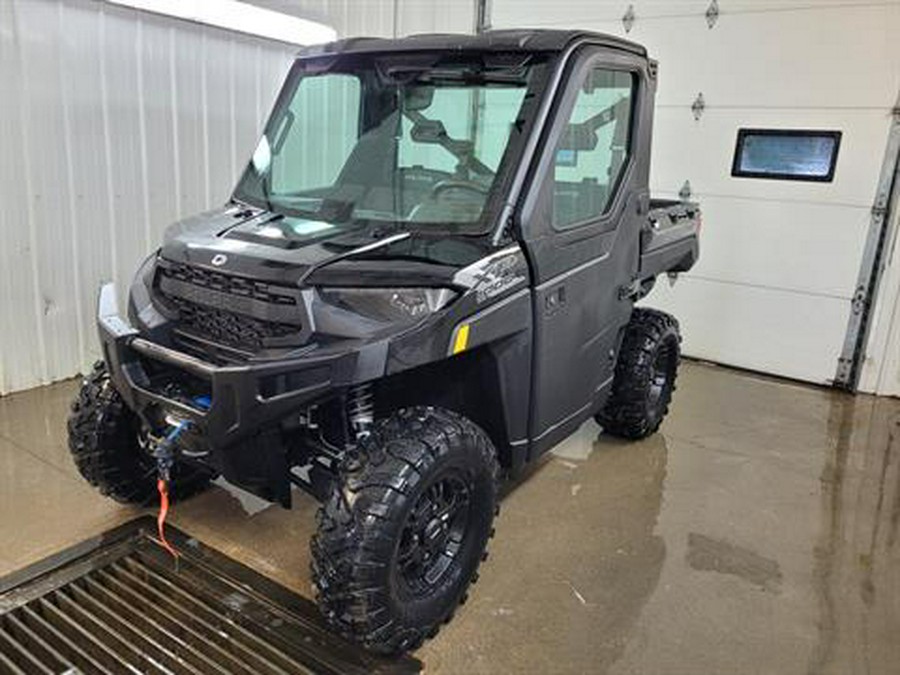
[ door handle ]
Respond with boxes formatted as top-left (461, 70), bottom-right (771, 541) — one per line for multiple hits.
top-left (544, 286), bottom-right (567, 315)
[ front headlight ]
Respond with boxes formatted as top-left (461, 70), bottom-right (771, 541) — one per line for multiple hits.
top-left (319, 287), bottom-right (458, 323)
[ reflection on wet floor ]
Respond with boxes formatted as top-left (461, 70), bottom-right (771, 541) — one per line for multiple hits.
top-left (1, 361), bottom-right (899, 673)
top-left (211, 477), bottom-right (273, 517)
top-left (808, 393), bottom-right (900, 675)
top-left (685, 531), bottom-right (783, 593)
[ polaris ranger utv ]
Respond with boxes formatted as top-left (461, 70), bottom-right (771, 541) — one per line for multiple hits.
top-left (68, 29), bottom-right (699, 653)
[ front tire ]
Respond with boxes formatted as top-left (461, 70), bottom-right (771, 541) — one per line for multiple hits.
top-left (67, 361), bottom-right (212, 504)
top-left (311, 406), bottom-right (499, 654)
top-left (597, 308), bottom-right (681, 439)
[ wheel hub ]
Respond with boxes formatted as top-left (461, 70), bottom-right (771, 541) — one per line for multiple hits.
top-left (648, 342), bottom-right (675, 410)
top-left (424, 517), bottom-right (448, 546)
top-left (396, 473), bottom-right (471, 594)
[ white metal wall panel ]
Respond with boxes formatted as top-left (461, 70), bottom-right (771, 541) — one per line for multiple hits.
top-left (262, 0), bottom-right (473, 39)
top-left (17, 1), bottom-right (78, 387)
top-left (174, 26), bottom-right (205, 221)
top-left (105, 10), bottom-right (149, 295)
top-left (492, 0), bottom-right (900, 384)
top-left (0, 0), bottom-right (302, 394)
top-left (0, 0), bottom-right (50, 391)
top-left (396, 0), bottom-right (474, 34)
top-left (0, 0), bottom-right (460, 394)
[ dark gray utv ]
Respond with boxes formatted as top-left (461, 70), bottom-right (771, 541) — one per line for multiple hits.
top-left (69, 29), bottom-right (699, 654)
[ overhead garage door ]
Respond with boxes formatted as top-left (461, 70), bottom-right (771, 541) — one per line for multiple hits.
top-left (491, 0), bottom-right (900, 385)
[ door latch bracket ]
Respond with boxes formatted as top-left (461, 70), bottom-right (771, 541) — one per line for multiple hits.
top-left (618, 278), bottom-right (642, 301)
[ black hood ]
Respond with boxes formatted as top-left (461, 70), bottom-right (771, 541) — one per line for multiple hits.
top-left (160, 205), bottom-right (492, 288)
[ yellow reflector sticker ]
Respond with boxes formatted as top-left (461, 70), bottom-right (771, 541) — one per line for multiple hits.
top-left (453, 324), bottom-right (470, 354)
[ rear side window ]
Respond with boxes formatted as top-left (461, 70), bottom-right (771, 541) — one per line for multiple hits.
top-left (552, 68), bottom-right (635, 230)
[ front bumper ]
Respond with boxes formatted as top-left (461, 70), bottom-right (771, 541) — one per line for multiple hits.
top-left (98, 283), bottom-right (366, 453)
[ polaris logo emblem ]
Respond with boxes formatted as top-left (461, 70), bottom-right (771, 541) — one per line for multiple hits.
top-left (211, 253), bottom-right (228, 267)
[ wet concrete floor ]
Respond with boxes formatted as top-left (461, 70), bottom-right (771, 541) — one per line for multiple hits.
top-left (1, 361), bottom-right (899, 673)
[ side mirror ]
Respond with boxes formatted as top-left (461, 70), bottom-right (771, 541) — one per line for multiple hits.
top-left (403, 86), bottom-right (435, 111)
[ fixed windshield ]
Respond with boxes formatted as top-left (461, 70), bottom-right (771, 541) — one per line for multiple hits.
top-left (233, 52), bottom-right (549, 234)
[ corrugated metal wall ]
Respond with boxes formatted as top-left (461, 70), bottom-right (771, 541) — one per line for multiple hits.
top-left (0, 0), bottom-right (472, 394)
top-left (281, 0), bottom-right (473, 37)
top-left (0, 0), bottom-right (291, 393)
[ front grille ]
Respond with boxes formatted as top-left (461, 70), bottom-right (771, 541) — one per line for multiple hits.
top-left (161, 262), bottom-right (298, 306)
top-left (0, 518), bottom-right (420, 674)
top-left (166, 295), bottom-right (300, 351)
top-left (156, 261), bottom-right (306, 352)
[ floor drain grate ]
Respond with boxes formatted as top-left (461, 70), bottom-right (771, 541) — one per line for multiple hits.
top-left (0, 517), bottom-right (420, 674)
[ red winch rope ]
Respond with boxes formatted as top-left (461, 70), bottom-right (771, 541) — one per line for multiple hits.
top-left (156, 478), bottom-right (180, 560)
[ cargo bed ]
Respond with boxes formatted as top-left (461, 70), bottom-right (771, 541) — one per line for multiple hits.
top-left (639, 199), bottom-right (701, 279)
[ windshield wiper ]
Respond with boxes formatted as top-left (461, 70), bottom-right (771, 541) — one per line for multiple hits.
top-left (298, 231), bottom-right (412, 286)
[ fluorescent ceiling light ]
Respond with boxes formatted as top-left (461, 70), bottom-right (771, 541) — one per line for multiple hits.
top-left (106, 0), bottom-right (337, 45)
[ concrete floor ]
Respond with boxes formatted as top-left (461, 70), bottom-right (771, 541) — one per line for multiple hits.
top-left (1, 361), bottom-right (899, 674)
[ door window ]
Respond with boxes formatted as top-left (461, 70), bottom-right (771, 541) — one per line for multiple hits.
top-left (552, 69), bottom-right (635, 230)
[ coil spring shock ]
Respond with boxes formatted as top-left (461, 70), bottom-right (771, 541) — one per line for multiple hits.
top-left (348, 383), bottom-right (374, 439)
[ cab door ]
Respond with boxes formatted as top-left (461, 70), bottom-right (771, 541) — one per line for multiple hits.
top-left (520, 47), bottom-right (654, 456)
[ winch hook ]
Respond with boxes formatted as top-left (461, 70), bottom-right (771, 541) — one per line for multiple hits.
top-left (150, 420), bottom-right (192, 561)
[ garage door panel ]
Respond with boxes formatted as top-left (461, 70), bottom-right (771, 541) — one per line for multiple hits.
top-left (723, 0), bottom-right (892, 9)
top-left (489, 0), bottom-right (897, 386)
top-left (651, 108), bottom-right (891, 208)
top-left (493, 2), bottom-right (898, 111)
top-left (491, 0), bottom-right (893, 33)
top-left (634, 5), bottom-right (897, 109)
top-left (676, 196), bottom-right (868, 299)
top-left (492, 2), bottom-right (627, 28)
top-left (643, 276), bottom-right (849, 384)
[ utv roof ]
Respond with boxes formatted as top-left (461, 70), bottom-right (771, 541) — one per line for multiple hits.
top-left (298, 29), bottom-right (647, 59)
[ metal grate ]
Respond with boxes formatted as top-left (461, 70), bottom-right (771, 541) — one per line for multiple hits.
top-left (0, 518), bottom-right (420, 675)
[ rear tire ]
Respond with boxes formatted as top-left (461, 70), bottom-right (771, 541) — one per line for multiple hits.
top-left (597, 308), bottom-right (681, 439)
top-left (67, 361), bottom-right (212, 505)
top-left (311, 406), bottom-right (499, 654)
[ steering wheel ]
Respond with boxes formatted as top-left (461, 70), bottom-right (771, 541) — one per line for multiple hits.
top-left (430, 180), bottom-right (489, 199)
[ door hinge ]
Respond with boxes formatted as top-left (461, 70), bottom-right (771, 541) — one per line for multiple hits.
top-left (691, 92), bottom-right (705, 120)
top-left (705, 0), bottom-right (720, 29)
top-left (622, 4), bottom-right (636, 33)
top-left (619, 278), bottom-right (642, 301)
